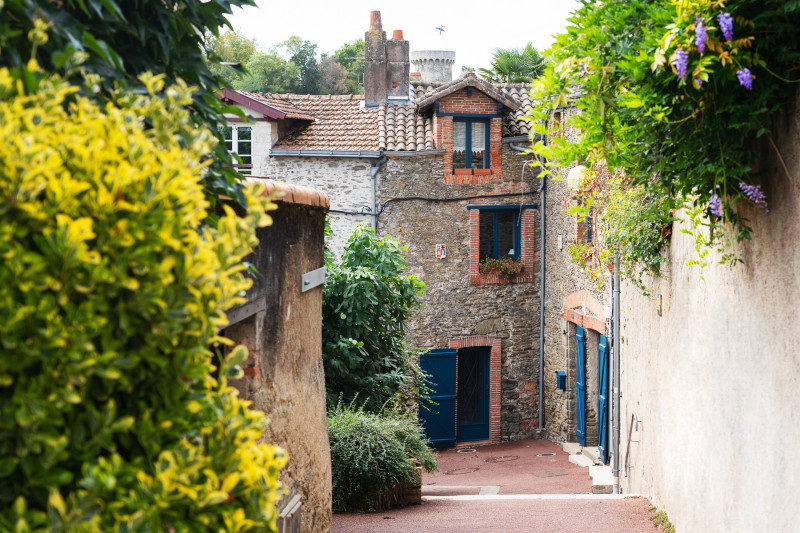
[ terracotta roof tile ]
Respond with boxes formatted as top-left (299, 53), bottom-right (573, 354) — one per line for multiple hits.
top-left (262, 93), bottom-right (380, 151)
top-left (247, 75), bottom-right (536, 154)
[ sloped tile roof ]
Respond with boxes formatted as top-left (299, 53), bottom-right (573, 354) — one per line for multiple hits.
top-left (380, 103), bottom-right (435, 151)
top-left (238, 91), bottom-right (316, 121)
top-left (246, 75), bottom-right (535, 153)
top-left (266, 94), bottom-right (380, 151)
top-left (413, 73), bottom-right (521, 113)
top-left (411, 80), bottom-right (535, 137)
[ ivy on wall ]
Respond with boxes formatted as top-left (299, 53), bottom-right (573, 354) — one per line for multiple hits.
top-left (530, 0), bottom-right (800, 284)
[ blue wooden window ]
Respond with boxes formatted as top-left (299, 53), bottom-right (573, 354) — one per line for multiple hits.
top-left (453, 118), bottom-right (490, 169)
top-left (477, 209), bottom-right (521, 261)
top-left (585, 214), bottom-right (592, 244)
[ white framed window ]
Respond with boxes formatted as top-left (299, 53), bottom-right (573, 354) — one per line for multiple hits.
top-left (220, 124), bottom-right (253, 175)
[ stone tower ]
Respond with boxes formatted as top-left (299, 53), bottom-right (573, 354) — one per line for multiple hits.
top-left (410, 50), bottom-right (456, 83)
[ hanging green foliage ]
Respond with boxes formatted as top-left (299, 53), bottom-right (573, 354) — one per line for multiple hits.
top-left (530, 0), bottom-right (800, 278)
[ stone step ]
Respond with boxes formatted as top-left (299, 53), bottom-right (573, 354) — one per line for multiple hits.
top-left (568, 454), bottom-right (594, 468)
top-left (562, 442), bottom-right (583, 455)
top-left (589, 465), bottom-right (614, 494)
top-left (581, 446), bottom-right (603, 465)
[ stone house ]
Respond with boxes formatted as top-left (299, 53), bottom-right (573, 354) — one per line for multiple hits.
top-left (219, 11), bottom-right (609, 450)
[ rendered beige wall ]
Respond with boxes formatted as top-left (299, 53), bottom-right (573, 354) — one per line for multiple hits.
top-left (618, 92), bottom-right (800, 532)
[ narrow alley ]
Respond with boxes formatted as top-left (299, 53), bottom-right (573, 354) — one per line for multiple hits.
top-left (332, 439), bottom-right (661, 533)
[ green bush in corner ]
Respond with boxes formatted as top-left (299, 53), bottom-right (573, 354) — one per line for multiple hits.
top-left (0, 65), bottom-right (285, 531)
top-left (328, 403), bottom-right (437, 513)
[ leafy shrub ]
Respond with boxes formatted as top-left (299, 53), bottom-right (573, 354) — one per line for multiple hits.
top-left (322, 225), bottom-right (426, 413)
top-left (328, 403), bottom-right (437, 513)
top-left (0, 67), bottom-right (285, 531)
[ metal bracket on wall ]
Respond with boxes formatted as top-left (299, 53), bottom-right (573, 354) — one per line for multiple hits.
top-left (226, 297), bottom-right (266, 327)
top-left (301, 266), bottom-right (329, 293)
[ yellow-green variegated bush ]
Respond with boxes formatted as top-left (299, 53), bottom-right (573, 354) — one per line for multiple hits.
top-left (0, 67), bottom-right (285, 532)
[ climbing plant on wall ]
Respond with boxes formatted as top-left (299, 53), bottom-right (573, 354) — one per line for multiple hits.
top-left (530, 0), bottom-right (800, 282)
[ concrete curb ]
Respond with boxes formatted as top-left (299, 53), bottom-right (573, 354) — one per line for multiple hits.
top-left (423, 494), bottom-right (643, 501)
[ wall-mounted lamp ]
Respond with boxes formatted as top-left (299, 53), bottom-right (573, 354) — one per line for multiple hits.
top-left (566, 164), bottom-right (587, 193)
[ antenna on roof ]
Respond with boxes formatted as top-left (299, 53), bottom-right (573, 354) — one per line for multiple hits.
top-left (436, 25), bottom-right (445, 36)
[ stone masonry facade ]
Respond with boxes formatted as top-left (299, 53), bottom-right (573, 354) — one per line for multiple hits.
top-left (541, 106), bottom-right (610, 445)
top-left (376, 145), bottom-right (543, 440)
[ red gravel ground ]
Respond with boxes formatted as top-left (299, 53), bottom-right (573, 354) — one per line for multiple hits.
top-left (423, 438), bottom-right (591, 494)
top-left (333, 497), bottom-right (660, 533)
top-left (332, 438), bottom-right (662, 533)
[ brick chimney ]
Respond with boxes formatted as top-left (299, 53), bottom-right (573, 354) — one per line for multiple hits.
top-left (364, 11), bottom-right (409, 106)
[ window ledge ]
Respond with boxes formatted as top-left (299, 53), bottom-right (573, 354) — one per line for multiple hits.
top-left (444, 171), bottom-right (502, 185)
top-left (470, 271), bottom-right (535, 285)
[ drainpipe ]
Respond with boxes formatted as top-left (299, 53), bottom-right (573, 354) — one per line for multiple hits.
top-left (612, 254), bottom-right (621, 493)
top-left (509, 139), bottom-right (546, 432)
top-left (370, 156), bottom-right (388, 230)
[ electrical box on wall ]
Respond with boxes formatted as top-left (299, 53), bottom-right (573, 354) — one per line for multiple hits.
top-left (555, 371), bottom-right (566, 390)
top-left (435, 244), bottom-right (446, 259)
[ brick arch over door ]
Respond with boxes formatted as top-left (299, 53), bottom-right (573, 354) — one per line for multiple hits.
top-left (448, 336), bottom-right (501, 444)
top-left (563, 290), bottom-right (606, 334)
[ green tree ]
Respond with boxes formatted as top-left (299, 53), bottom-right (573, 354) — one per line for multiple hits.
top-left (205, 29), bottom-right (259, 88)
top-left (479, 43), bottom-right (546, 83)
top-left (319, 57), bottom-right (348, 94)
top-left (329, 39), bottom-right (365, 94)
top-left (276, 36), bottom-right (321, 93)
top-left (0, 0), bottom-right (253, 214)
top-left (239, 52), bottom-right (300, 93)
top-left (322, 226), bottom-right (426, 412)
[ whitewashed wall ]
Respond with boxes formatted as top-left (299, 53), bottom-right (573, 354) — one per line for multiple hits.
top-left (618, 92), bottom-right (800, 532)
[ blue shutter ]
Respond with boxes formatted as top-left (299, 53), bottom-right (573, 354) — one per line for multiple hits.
top-left (576, 326), bottom-right (587, 446)
top-left (598, 335), bottom-right (609, 463)
top-left (419, 349), bottom-right (457, 447)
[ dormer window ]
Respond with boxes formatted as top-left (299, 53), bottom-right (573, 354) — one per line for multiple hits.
top-left (453, 119), bottom-right (490, 169)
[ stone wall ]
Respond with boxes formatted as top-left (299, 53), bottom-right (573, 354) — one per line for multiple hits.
top-left (617, 91), bottom-right (800, 532)
top-left (257, 155), bottom-right (374, 255)
top-left (540, 107), bottom-right (610, 444)
top-left (225, 180), bottom-right (332, 533)
top-left (376, 145), bottom-right (543, 440)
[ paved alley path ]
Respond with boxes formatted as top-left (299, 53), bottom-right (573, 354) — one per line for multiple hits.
top-left (332, 439), bottom-right (662, 533)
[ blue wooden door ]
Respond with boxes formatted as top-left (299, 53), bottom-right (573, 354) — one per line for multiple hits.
top-left (456, 346), bottom-right (490, 443)
top-left (419, 349), bottom-right (457, 447)
top-left (598, 335), bottom-right (609, 463)
top-left (576, 326), bottom-right (587, 446)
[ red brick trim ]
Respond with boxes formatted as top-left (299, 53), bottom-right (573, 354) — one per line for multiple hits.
top-left (443, 172), bottom-right (502, 185)
top-left (449, 336), bottom-right (502, 445)
top-left (563, 290), bottom-right (605, 319)
top-left (563, 308), bottom-right (607, 335)
top-left (469, 209), bottom-right (536, 285)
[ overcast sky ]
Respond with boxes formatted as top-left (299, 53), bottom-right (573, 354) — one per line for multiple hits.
top-left (225, 0), bottom-right (580, 74)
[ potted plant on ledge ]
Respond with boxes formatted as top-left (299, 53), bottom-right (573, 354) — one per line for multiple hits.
top-left (478, 257), bottom-right (525, 279)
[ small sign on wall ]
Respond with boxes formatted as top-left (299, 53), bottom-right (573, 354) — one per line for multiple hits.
top-left (435, 244), bottom-right (446, 259)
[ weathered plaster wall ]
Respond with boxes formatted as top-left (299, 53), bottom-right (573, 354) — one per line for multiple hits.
top-left (541, 111), bottom-right (610, 444)
top-left (227, 183), bottom-right (332, 533)
top-left (257, 156), bottom-right (373, 254)
top-left (618, 93), bottom-right (800, 532)
top-left (376, 146), bottom-right (544, 440)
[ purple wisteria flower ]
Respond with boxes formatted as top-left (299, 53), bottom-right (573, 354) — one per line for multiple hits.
top-left (708, 193), bottom-right (723, 217)
top-left (739, 182), bottom-right (769, 213)
top-left (695, 18), bottom-right (707, 54)
top-left (736, 68), bottom-right (753, 89)
top-left (675, 49), bottom-right (689, 80)
top-left (696, 78), bottom-right (704, 88)
top-left (718, 12), bottom-right (734, 42)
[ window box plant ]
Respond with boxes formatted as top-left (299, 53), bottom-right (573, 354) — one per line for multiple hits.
top-left (478, 257), bottom-right (525, 277)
